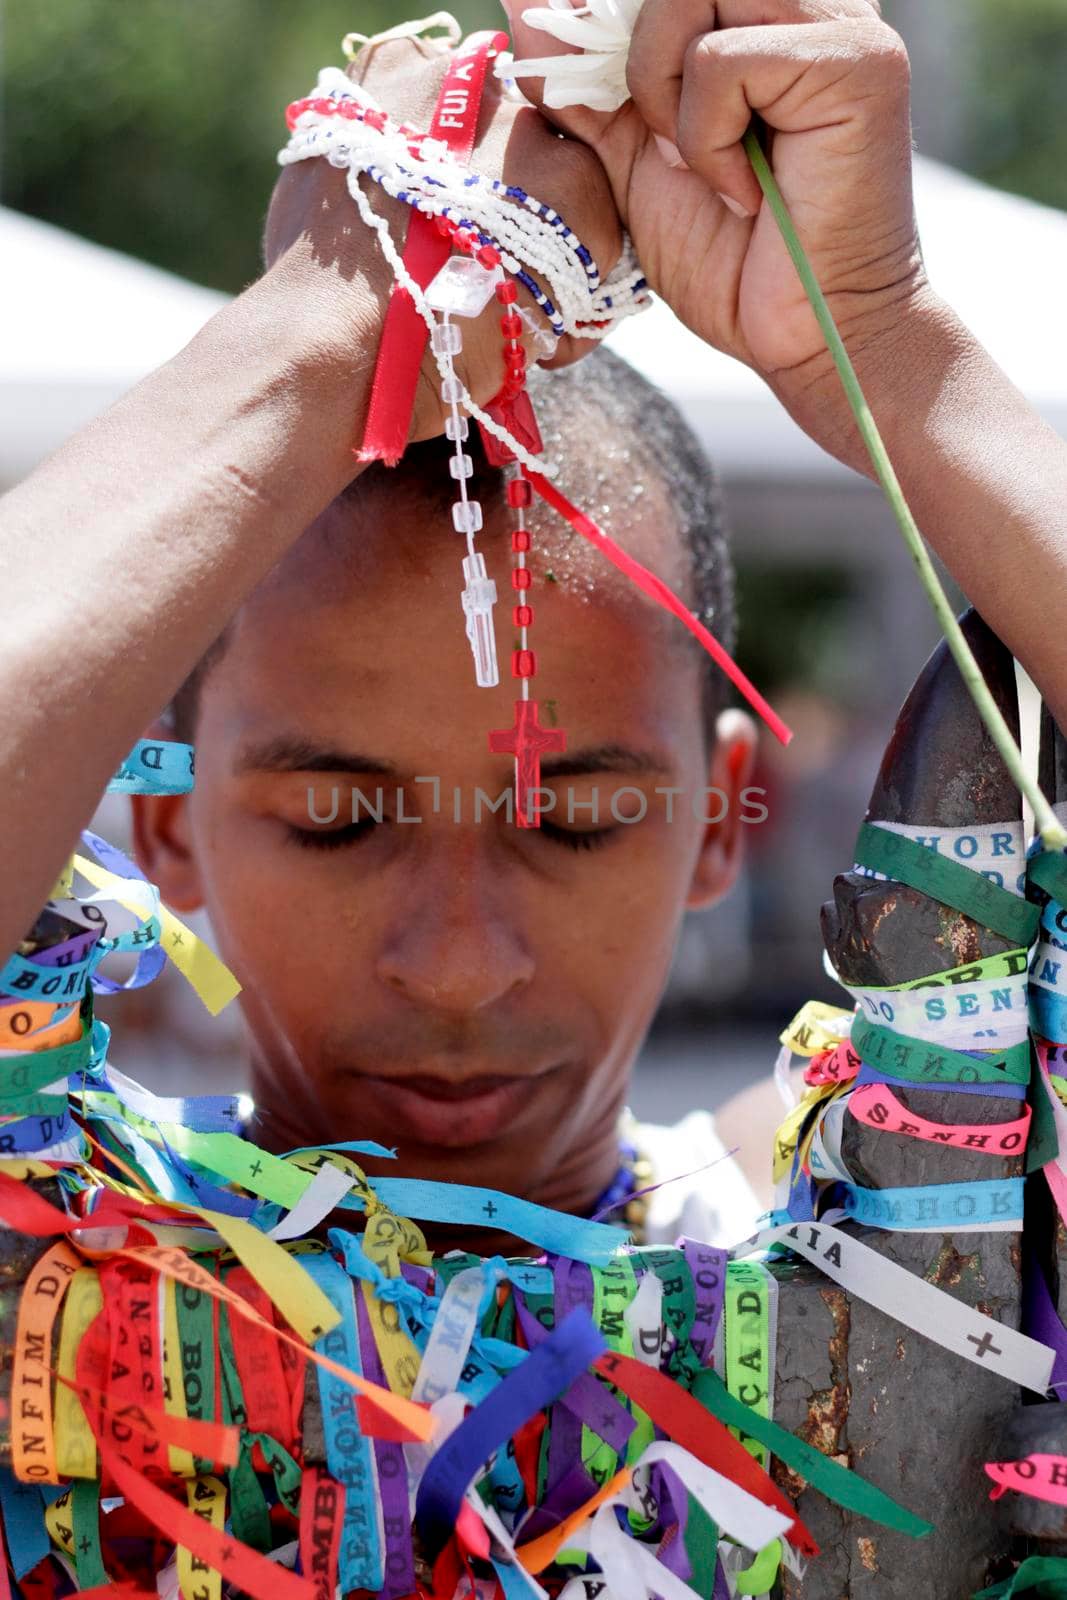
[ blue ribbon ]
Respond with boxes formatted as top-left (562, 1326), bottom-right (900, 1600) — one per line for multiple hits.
top-left (0, 1471), bottom-right (50, 1580)
top-left (854, 1061), bottom-right (1027, 1101)
top-left (107, 738), bottom-right (195, 796)
top-left (370, 1178), bottom-right (624, 1264)
top-left (415, 1309), bottom-right (605, 1560)
top-left (835, 1176), bottom-right (1023, 1231)
top-left (302, 1253), bottom-right (385, 1592)
top-left (0, 945), bottom-right (96, 1002)
top-left (0, 1109), bottom-right (76, 1155)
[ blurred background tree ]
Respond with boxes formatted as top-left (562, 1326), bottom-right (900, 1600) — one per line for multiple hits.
top-left (883, 0), bottom-right (1067, 209)
top-left (2, 0), bottom-right (1066, 293)
top-left (0, 0), bottom-right (500, 292)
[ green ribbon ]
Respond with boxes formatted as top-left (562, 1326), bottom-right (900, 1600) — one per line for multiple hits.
top-left (854, 823), bottom-right (1039, 947)
top-left (683, 1493), bottom-right (720, 1598)
top-left (975, 1556), bottom-right (1067, 1597)
top-left (71, 1477), bottom-right (108, 1589)
top-left (0, 1092), bottom-right (70, 1119)
top-left (723, 1262), bottom-right (771, 1470)
top-left (631, 1245), bottom-right (697, 1379)
top-left (690, 1370), bottom-right (933, 1538)
top-left (218, 1296), bottom-right (272, 1552)
top-left (0, 1024), bottom-right (91, 1105)
top-left (1029, 852), bottom-right (1067, 912)
top-left (174, 1270), bottom-right (218, 1477)
top-left (858, 947), bottom-right (1029, 992)
top-left (1029, 1041), bottom-right (1061, 1172)
top-left (736, 1539), bottom-right (782, 1596)
top-left (852, 1013), bottom-right (1031, 1086)
top-left (584, 1255), bottom-right (638, 1488)
top-left (254, 1432), bottom-right (303, 1518)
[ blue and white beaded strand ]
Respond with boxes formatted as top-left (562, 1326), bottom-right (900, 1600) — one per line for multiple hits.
top-left (280, 79), bottom-right (649, 344)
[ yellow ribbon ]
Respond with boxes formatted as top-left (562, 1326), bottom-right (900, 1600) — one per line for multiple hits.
top-left (72, 853), bottom-right (240, 1015)
top-left (55, 1267), bottom-right (102, 1479)
top-left (779, 999), bottom-right (850, 1058)
top-left (179, 1476), bottom-right (226, 1600)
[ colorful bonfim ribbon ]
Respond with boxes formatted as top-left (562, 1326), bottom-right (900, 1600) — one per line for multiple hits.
top-left (0, 742), bottom-right (948, 1598)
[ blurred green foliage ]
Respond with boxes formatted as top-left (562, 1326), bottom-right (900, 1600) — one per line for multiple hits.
top-left (967, 0), bottom-right (1067, 213)
top-left (2, 0), bottom-right (1065, 290)
top-left (0, 0), bottom-right (499, 290)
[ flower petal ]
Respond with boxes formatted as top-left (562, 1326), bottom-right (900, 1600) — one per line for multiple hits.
top-left (520, 7), bottom-right (628, 49)
top-left (509, 48), bottom-right (624, 80)
top-left (543, 79), bottom-right (630, 110)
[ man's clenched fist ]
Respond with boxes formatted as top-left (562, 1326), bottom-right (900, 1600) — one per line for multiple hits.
top-left (504, 0), bottom-right (929, 462)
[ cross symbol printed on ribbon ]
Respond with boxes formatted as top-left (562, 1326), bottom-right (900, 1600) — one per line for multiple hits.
top-left (967, 1330), bottom-right (1002, 1360)
top-left (488, 699), bottom-right (566, 829)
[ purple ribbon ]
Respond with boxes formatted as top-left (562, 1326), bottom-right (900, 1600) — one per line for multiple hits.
top-left (713, 1551), bottom-right (731, 1599)
top-left (855, 1061), bottom-right (1027, 1101)
top-left (546, 1256), bottom-right (593, 1497)
top-left (415, 1309), bottom-right (605, 1561)
top-left (679, 1240), bottom-right (728, 1369)
top-left (10, 927), bottom-right (101, 973)
top-left (1023, 1258), bottom-right (1067, 1398)
top-left (652, 1462), bottom-right (692, 1582)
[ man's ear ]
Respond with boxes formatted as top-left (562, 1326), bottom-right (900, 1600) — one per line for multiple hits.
top-left (686, 708), bottom-right (760, 911)
top-left (129, 720), bottom-right (205, 914)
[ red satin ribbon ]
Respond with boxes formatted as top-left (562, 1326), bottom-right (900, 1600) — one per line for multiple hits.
top-left (524, 469), bottom-right (793, 746)
top-left (358, 30), bottom-right (509, 466)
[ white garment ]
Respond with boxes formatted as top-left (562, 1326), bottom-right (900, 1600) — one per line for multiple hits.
top-left (633, 1109), bottom-right (762, 1248)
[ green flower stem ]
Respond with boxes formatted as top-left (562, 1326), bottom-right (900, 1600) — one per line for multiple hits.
top-left (742, 128), bottom-right (1067, 851)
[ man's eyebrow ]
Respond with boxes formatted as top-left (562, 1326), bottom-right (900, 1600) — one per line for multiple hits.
top-left (539, 744), bottom-right (673, 779)
top-left (234, 736), bottom-right (398, 778)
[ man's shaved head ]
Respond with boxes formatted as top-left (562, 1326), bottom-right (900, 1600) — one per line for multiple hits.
top-left (169, 348), bottom-right (735, 742)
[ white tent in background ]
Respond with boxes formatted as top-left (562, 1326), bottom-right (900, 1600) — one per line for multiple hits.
top-left (2, 157), bottom-right (1065, 490)
top-left (0, 207), bottom-right (227, 486)
top-left (611, 155), bottom-right (1067, 477)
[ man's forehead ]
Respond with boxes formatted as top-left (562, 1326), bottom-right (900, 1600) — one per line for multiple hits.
top-left (253, 460), bottom-right (692, 621)
top-left (200, 496), bottom-right (705, 783)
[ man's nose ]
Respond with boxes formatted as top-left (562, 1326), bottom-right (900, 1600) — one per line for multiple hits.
top-left (375, 835), bottom-right (535, 1013)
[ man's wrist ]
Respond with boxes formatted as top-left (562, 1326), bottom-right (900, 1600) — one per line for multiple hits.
top-left (253, 245), bottom-right (386, 434)
top-left (765, 284), bottom-right (970, 479)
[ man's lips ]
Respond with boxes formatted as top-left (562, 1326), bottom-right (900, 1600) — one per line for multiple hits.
top-left (346, 1065), bottom-right (563, 1147)
top-left (362, 1072), bottom-right (529, 1104)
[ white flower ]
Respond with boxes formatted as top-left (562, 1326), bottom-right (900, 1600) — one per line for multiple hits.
top-left (503, 0), bottom-right (641, 113)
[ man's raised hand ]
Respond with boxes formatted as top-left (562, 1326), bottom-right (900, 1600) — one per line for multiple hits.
top-left (503, 0), bottom-right (930, 454)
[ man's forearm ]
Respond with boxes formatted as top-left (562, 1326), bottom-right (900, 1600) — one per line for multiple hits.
top-left (786, 291), bottom-right (1067, 736)
top-left (0, 258), bottom-right (377, 954)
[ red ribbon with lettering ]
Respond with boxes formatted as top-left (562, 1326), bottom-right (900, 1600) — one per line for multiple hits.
top-left (226, 1266), bottom-right (300, 1464)
top-left (358, 30), bottom-right (509, 466)
top-left (298, 1466), bottom-right (345, 1600)
top-left (98, 1260), bottom-right (165, 1476)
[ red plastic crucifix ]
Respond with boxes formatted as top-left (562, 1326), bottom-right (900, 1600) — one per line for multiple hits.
top-left (488, 699), bottom-right (567, 828)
